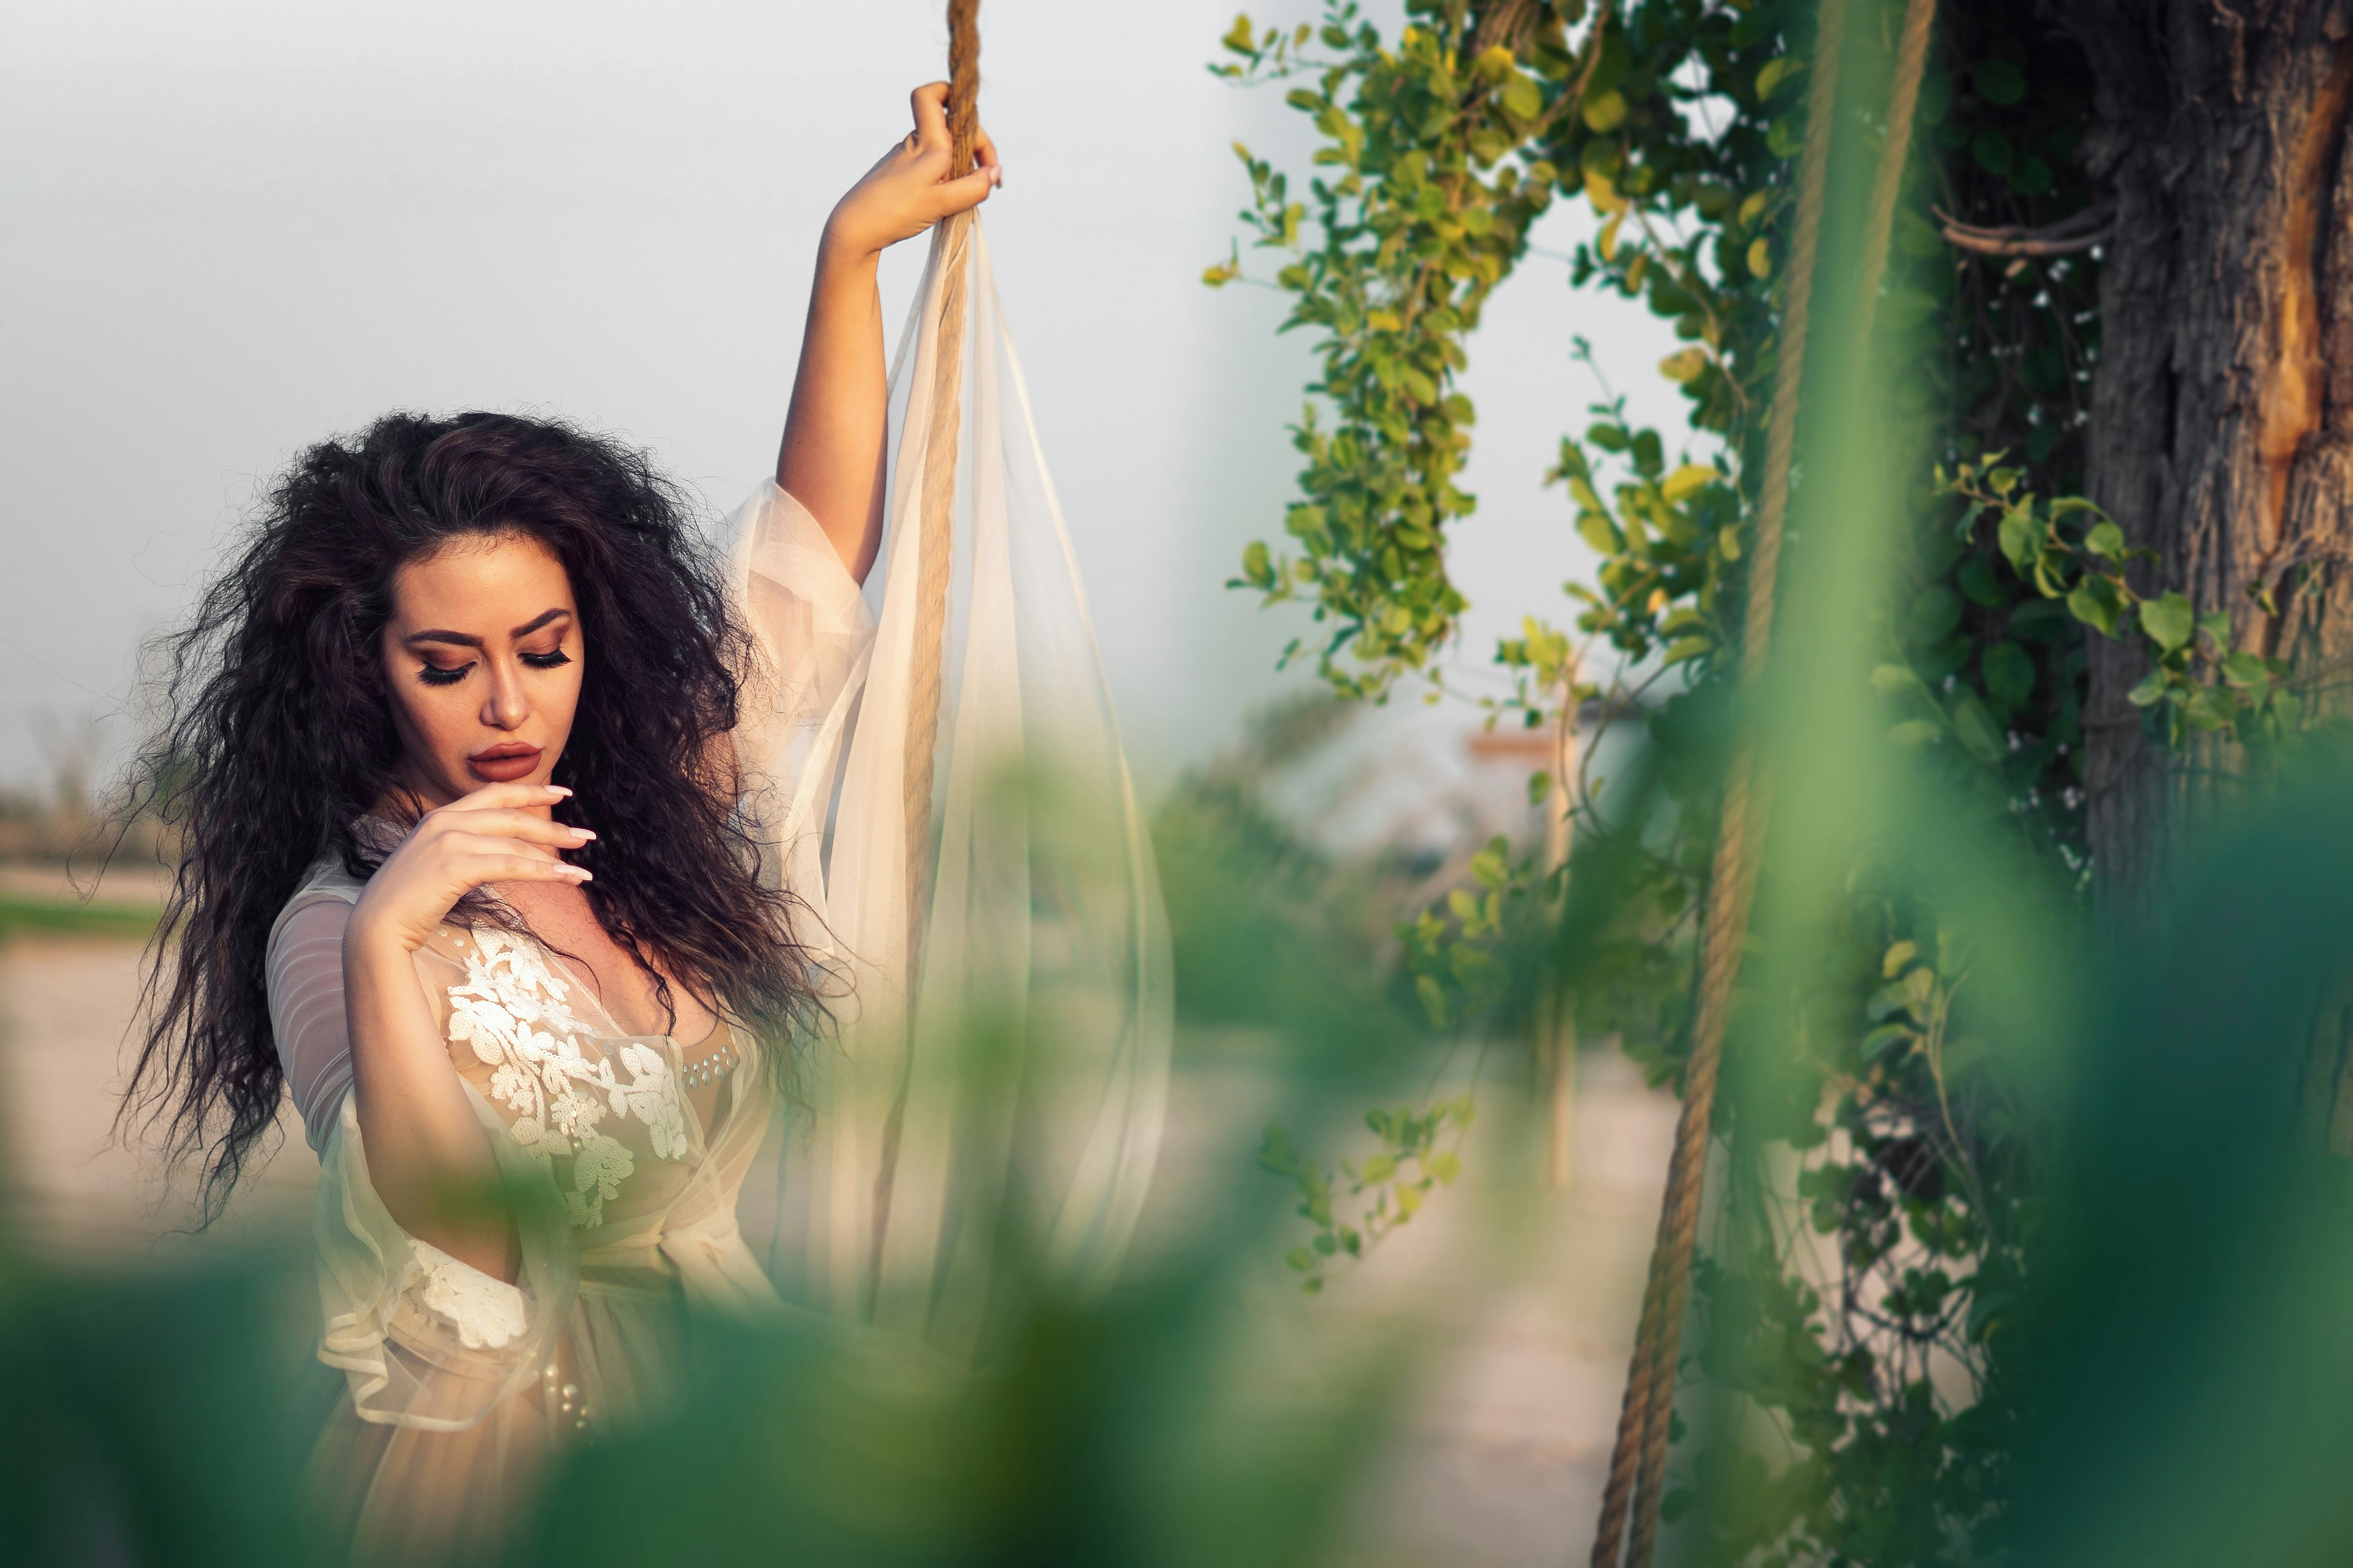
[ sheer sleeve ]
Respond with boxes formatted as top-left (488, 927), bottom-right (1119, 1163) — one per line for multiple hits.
top-left (267, 879), bottom-right (578, 1432)
top-left (269, 892), bottom-right (362, 1154)
top-left (722, 480), bottom-right (877, 876)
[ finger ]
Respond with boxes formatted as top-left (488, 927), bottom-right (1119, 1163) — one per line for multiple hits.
top-left (441, 781), bottom-right (572, 816)
top-left (970, 124), bottom-right (1002, 185)
top-left (443, 831), bottom-right (566, 866)
top-left (908, 82), bottom-right (950, 150)
top-left (927, 164), bottom-right (998, 220)
top-left (477, 854), bottom-right (593, 884)
top-left (443, 809), bottom-right (595, 848)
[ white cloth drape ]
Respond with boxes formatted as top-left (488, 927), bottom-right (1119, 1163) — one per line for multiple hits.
top-left (729, 218), bottom-right (1173, 1358)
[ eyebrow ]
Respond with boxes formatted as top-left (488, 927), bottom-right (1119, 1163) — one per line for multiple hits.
top-left (404, 608), bottom-right (572, 650)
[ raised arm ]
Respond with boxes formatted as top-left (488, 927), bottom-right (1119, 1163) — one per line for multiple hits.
top-left (341, 782), bottom-right (596, 1278)
top-left (777, 82), bottom-right (998, 586)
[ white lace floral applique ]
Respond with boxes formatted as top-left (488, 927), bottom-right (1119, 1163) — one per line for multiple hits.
top-left (407, 1238), bottom-right (529, 1350)
top-left (443, 927), bottom-right (690, 1228)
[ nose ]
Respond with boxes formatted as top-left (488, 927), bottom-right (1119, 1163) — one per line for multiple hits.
top-left (481, 658), bottom-right (531, 732)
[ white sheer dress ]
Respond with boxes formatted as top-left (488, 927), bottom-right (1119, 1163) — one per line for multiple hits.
top-left (268, 484), bottom-right (870, 1562)
top-left (271, 216), bottom-right (1173, 1564)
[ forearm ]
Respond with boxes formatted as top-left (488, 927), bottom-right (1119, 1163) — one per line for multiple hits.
top-left (776, 233), bottom-right (888, 585)
top-left (343, 930), bottom-right (516, 1280)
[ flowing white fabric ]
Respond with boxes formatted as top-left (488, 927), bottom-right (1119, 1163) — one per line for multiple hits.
top-left (268, 867), bottom-right (779, 1561)
top-left (260, 210), bottom-right (1169, 1558)
top-left (730, 217), bottom-right (1173, 1358)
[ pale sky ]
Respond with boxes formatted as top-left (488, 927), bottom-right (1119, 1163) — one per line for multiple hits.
top-left (0, 0), bottom-right (1684, 792)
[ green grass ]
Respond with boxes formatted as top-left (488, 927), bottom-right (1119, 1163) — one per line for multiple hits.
top-left (0, 893), bottom-right (161, 943)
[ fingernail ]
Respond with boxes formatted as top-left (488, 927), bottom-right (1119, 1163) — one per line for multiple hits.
top-left (573, 828), bottom-right (597, 839)
top-left (550, 786), bottom-right (573, 797)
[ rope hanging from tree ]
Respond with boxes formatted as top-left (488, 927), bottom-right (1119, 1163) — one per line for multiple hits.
top-left (869, 0), bottom-right (982, 1314)
top-left (1585, 0), bottom-right (1939, 1561)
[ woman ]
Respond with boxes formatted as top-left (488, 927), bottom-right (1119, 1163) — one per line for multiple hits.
top-left (120, 85), bottom-right (999, 1562)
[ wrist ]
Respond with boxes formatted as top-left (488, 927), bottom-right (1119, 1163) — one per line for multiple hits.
top-left (816, 219), bottom-right (885, 277)
top-left (343, 904), bottom-right (421, 967)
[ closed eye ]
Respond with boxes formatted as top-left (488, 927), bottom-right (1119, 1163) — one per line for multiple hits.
top-left (520, 648), bottom-right (572, 670)
top-left (417, 662), bottom-right (473, 687)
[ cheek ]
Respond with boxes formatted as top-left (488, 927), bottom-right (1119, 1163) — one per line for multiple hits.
top-left (381, 666), bottom-right (469, 759)
top-left (543, 660), bottom-right (586, 745)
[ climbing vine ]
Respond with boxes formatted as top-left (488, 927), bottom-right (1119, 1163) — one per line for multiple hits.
top-left (1199, 0), bottom-right (2224, 1560)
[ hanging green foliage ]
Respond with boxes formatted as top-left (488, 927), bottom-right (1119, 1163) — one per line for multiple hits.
top-left (1200, 0), bottom-right (2211, 1559)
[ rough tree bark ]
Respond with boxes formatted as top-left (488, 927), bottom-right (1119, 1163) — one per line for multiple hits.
top-left (2068, 0), bottom-right (2353, 899)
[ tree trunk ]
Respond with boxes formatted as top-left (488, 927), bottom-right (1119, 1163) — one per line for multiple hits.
top-left (2071, 1), bottom-right (2353, 899)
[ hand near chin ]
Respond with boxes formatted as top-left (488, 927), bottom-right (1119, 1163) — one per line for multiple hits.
top-left (346, 782), bottom-right (596, 957)
top-left (823, 82), bottom-right (1001, 261)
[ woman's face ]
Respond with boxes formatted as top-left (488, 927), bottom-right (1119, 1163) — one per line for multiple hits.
top-left (379, 531), bottom-right (583, 810)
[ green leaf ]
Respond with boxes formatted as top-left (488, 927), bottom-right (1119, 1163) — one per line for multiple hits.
top-left (1241, 539), bottom-right (1275, 589)
top-left (1904, 587), bottom-right (1963, 647)
top-left (1888, 719), bottom-right (1943, 748)
top-left (1285, 1245), bottom-right (1315, 1272)
top-left (1981, 641), bottom-right (2034, 707)
top-left (1950, 693), bottom-right (2007, 764)
top-left (1500, 71), bottom-right (1542, 122)
top-left (1415, 974), bottom-right (1447, 1030)
top-left (2221, 649), bottom-right (2271, 689)
top-left (1661, 462), bottom-right (1715, 501)
top-left (2067, 578), bottom-right (2125, 637)
top-left (1360, 1154), bottom-right (1396, 1183)
top-left (2125, 667), bottom-right (2169, 708)
top-left (1663, 636), bottom-right (1713, 665)
top-left (1881, 939), bottom-right (1920, 979)
top-left (2085, 520), bottom-right (2125, 560)
top-left (1862, 1022), bottom-right (1914, 1060)
top-left (1746, 237), bottom-right (1771, 279)
top-left (1972, 128), bottom-right (2013, 177)
top-left (1973, 59), bottom-right (2026, 106)
top-left (2139, 591), bottom-right (2195, 652)
top-left (2186, 684), bottom-right (2240, 732)
top-left (1658, 349), bottom-right (1710, 384)
top-left (1581, 88), bottom-right (1627, 133)
top-left (1871, 663), bottom-right (1928, 698)
top-left (1755, 56), bottom-right (1801, 100)
top-left (1958, 556), bottom-right (2007, 608)
top-left (1997, 509), bottom-right (2040, 571)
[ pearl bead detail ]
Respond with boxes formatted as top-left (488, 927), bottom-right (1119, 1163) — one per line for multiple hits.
top-left (680, 1035), bottom-right (739, 1091)
top-left (544, 1364), bottom-right (594, 1432)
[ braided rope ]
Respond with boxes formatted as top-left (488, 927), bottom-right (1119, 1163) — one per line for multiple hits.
top-left (867, 0), bottom-right (982, 1318)
top-left (1585, 0), bottom-right (1847, 1511)
top-left (1586, 0), bottom-right (1946, 1558)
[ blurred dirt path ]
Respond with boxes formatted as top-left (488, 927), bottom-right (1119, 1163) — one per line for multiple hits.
top-left (1136, 1045), bottom-right (1680, 1567)
top-left (0, 935), bottom-right (314, 1262)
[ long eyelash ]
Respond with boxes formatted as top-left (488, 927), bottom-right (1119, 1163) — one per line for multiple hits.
top-left (520, 649), bottom-right (572, 669)
top-left (417, 663), bottom-right (473, 687)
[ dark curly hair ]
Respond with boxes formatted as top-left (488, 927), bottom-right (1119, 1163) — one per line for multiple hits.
top-left (118, 410), bottom-right (826, 1213)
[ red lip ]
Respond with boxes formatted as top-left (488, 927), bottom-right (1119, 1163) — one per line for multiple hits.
top-left (466, 743), bottom-right (544, 784)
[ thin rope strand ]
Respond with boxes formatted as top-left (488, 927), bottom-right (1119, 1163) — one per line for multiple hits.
top-left (1596, 0), bottom-right (1943, 1561)
top-left (867, 0), bottom-right (981, 1321)
top-left (1588, 0), bottom-right (1850, 1559)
